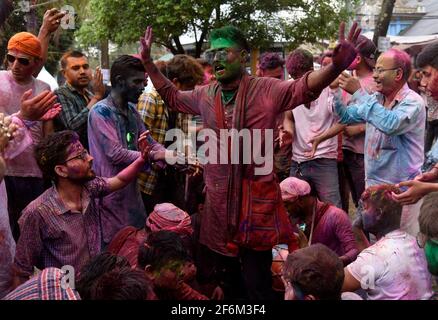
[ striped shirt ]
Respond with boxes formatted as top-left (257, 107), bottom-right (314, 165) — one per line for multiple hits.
top-left (14, 177), bottom-right (110, 279)
top-left (3, 267), bottom-right (80, 300)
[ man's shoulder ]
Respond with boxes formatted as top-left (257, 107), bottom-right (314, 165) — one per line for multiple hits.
top-left (89, 98), bottom-right (113, 116)
top-left (20, 187), bottom-right (57, 221)
top-left (54, 84), bottom-right (74, 95)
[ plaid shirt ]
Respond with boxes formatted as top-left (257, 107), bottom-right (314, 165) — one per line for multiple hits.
top-left (3, 267), bottom-right (80, 300)
top-left (14, 177), bottom-right (110, 279)
top-left (54, 82), bottom-right (94, 148)
top-left (136, 89), bottom-right (168, 195)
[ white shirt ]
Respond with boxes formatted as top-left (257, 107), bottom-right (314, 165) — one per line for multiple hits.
top-left (292, 87), bottom-right (338, 162)
top-left (347, 230), bottom-right (433, 300)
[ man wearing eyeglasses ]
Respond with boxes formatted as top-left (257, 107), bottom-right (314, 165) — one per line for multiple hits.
top-left (12, 130), bottom-right (153, 286)
top-left (139, 22), bottom-right (364, 299)
top-left (333, 48), bottom-right (426, 237)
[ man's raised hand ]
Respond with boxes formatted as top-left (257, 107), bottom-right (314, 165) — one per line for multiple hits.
top-left (19, 90), bottom-right (61, 121)
top-left (332, 22), bottom-right (364, 72)
top-left (140, 26), bottom-right (153, 63)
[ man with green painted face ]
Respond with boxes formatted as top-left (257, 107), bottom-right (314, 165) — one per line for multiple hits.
top-left (139, 23), bottom-right (364, 299)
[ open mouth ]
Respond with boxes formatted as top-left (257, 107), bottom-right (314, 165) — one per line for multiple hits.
top-left (215, 65), bottom-right (225, 73)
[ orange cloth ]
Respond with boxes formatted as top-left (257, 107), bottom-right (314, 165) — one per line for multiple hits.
top-left (7, 32), bottom-right (42, 59)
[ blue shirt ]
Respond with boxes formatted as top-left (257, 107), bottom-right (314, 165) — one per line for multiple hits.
top-left (334, 84), bottom-right (425, 186)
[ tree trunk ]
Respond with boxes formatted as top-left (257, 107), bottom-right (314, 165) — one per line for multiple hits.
top-left (100, 39), bottom-right (110, 69)
top-left (172, 36), bottom-right (186, 54)
top-left (372, 0), bottom-right (396, 47)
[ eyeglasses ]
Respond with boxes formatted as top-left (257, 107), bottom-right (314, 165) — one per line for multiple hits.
top-left (6, 54), bottom-right (31, 66)
top-left (372, 67), bottom-right (400, 75)
top-left (203, 48), bottom-right (239, 65)
top-left (62, 149), bottom-right (89, 163)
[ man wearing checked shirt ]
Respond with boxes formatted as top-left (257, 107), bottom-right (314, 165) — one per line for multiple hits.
top-left (334, 48), bottom-right (426, 237)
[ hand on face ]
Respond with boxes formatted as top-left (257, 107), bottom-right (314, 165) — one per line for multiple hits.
top-left (332, 22), bottom-right (363, 72)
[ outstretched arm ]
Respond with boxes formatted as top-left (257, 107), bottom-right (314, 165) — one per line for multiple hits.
top-left (307, 22), bottom-right (364, 94)
top-left (139, 27), bottom-right (201, 115)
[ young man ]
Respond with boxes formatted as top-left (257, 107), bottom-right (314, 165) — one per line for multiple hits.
top-left (88, 55), bottom-right (168, 247)
top-left (257, 52), bottom-right (285, 80)
top-left (13, 130), bottom-right (152, 284)
top-left (136, 55), bottom-right (204, 214)
top-left (334, 49), bottom-right (426, 236)
top-left (1, 30), bottom-right (62, 241)
top-left (283, 49), bottom-right (342, 208)
top-left (282, 244), bottom-right (347, 300)
top-left (280, 177), bottom-right (358, 265)
top-left (343, 185), bottom-right (433, 300)
top-left (54, 50), bottom-right (106, 148)
top-left (308, 36), bottom-right (377, 209)
top-left (140, 22), bottom-right (363, 299)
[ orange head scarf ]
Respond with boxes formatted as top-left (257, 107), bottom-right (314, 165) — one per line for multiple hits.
top-left (7, 32), bottom-right (42, 59)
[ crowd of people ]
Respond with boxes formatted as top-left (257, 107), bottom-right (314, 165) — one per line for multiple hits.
top-left (0, 8), bottom-right (437, 300)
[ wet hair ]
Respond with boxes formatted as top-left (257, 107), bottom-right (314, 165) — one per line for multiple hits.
top-left (76, 252), bottom-right (131, 300)
top-left (110, 55), bottom-right (145, 87)
top-left (417, 41), bottom-right (438, 70)
top-left (283, 244), bottom-right (344, 300)
top-left (137, 230), bottom-right (188, 272)
top-left (209, 26), bottom-right (250, 52)
top-left (165, 54), bottom-right (204, 88)
top-left (361, 184), bottom-right (402, 231)
top-left (286, 49), bottom-right (314, 79)
top-left (34, 130), bottom-right (79, 182)
top-left (258, 52), bottom-right (285, 71)
top-left (60, 50), bottom-right (86, 70)
top-left (419, 192), bottom-right (438, 238)
top-left (89, 268), bottom-right (156, 300)
top-left (386, 49), bottom-right (412, 82)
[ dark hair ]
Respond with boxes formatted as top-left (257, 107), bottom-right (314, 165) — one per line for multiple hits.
top-left (210, 26), bottom-right (250, 52)
top-left (286, 49), bottom-right (314, 79)
top-left (137, 230), bottom-right (188, 271)
top-left (283, 244), bottom-right (344, 300)
top-left (60, 50), bottom-right (86, 70)
top-left (110, 55), bottom-right (145, 87)
top-left (386, 49), bottom-right (412, 82)
top-left (90, 268), bottom-right (156, 300)
top-left (34, 130), bottom-right (79, 182)
top-left (76, 252), bottom-right (130, 300)
top-left (166, 54), bottom-right (204, 88)
top-left (419, 192), bottom-right (438, 238)
top-left (417, 41), bottom-right (438, 70)
top-left (258, 52), bottom-right (285, 71)
top-left (154, 60), bottom-right (168, 74)
top-left (361, 184), bottom-right (402, 231)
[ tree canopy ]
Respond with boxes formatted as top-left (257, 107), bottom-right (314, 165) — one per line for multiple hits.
top-left (77, 0), bottom-right (358, 57)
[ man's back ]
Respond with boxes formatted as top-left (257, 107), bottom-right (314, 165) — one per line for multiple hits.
top-left (347, 230), bottom-right (432, 300)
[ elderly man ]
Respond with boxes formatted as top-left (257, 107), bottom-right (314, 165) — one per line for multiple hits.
top-left (392, 42), bottom-right (438, 205)
top-left (140, 23), bottom-right (363, 299)
top-left (342, 185), bottom-right (433, 300)
top-left (54, 50), bottom-right (106, 148)
top-left (280, 177), bottom-right (358, 265)
top-left (334, 48), bottom-right (426, 236)
top-left (0, 30), bottom-right (62, 241)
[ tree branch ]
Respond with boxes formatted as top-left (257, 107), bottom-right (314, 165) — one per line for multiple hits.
top-left (172, 35), bottom-right (185, 54)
